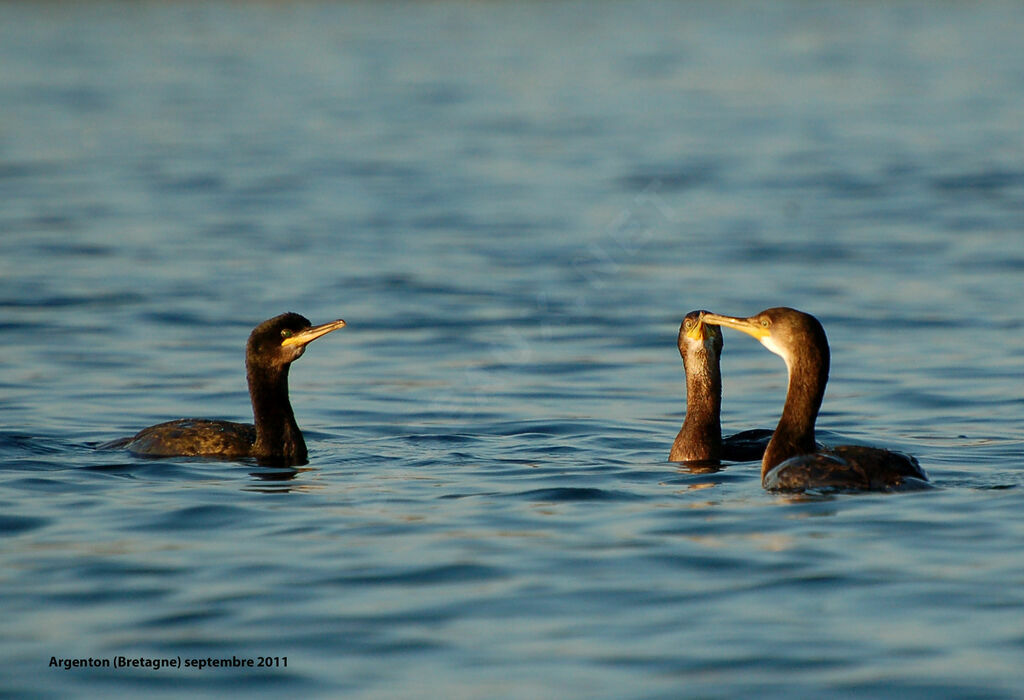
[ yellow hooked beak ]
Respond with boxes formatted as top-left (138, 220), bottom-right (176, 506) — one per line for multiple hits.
top-left (281, 318), bottom-right (347, 348)
top-left (701, 312), bottom-right (769, 341)
top-left (685, 319), bottom-right (705, 341)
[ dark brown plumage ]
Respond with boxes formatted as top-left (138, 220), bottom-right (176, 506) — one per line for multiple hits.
top-left (700, 307), bottom-right (928, 492)
top-left (669, 310), bottom-right (772, 464)
top-left (117, 312), bottom-right (346, 466)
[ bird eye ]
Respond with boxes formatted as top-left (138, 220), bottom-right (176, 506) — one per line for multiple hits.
top-left (684, 318), bottom-right (693, 330)
top-left (760, 317), bottom-right (770, 328)
top-left (280, 329), bottom-right (294, 339)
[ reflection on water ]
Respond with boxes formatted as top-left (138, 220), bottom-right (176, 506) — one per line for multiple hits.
top-left (3, 0), bottom-right (1024, 697)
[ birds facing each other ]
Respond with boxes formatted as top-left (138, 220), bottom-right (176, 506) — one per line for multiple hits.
top-left (698, 307), bottom-right (928, 492)
top-left (108, 306), bottom-right (926, 492)
top-left (115, 312), bottom-right (346, 466)
top-left (669, 310), bottom-right (772, 464)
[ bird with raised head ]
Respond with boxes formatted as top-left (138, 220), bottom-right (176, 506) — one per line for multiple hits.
top-left (699, 307), bottom-right (928, 491)
top-left (112, 312), bottom-right (346, 466)
top-left (669, 310), bottom-right (772, 464)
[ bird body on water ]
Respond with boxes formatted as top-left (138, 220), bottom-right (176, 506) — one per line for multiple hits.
top-left (699, 307), bottom-right (928, 492)
top-left (112, 313), bottom-right (346, 466)
top-left (669, 310), bottom-right (772, 464)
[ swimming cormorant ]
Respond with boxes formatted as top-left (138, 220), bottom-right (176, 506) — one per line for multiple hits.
top-left (699, 307), bottom-right (928, 491)
top-left (669, 310), bottom-right (772, 463)
top-left (116, 312), bottom-right (345, 466)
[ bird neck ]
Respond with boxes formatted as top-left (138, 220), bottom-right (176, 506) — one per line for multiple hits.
top-left (247, 361), bottom-right (307, 463)
top-left (671, 352), bottom-right (722, 462)
top-left (762, 349), bottom-right (828, 477)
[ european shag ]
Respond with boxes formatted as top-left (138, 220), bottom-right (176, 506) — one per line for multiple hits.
top-left (699, 307), bottom-right (928, 491)
top-left (116, 312), bottom-right (346, 466)
top-left (669, 310), bottom-right (772, 463)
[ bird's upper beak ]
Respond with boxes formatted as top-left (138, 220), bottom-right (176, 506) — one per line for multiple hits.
top-left (281, 318), bottom-right (347, 348)
top-left (701, 312), bottom-right (768, 341)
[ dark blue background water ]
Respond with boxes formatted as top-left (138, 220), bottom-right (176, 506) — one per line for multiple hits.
top-left (2, 2), bottom-right (1023, 697)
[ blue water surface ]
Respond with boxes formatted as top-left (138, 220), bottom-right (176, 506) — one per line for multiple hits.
top-left (2, 1), bottom-right (1024, 697)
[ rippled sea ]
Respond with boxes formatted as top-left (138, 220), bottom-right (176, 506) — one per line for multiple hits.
top-left (3, 1), bottom-right (1024, 697)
